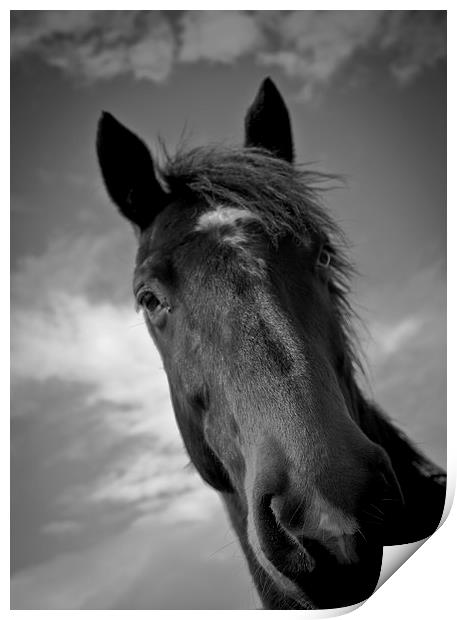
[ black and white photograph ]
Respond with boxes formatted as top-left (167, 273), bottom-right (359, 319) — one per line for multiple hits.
top-left (10, 10), bottom-right (447, 611)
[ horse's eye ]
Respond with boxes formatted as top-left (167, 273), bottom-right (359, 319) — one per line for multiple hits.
top-left (317, 244), bottom-right (332, 269)
top-left (137, 290), bottom-right (171, 318)
top-left (140, 291), bottom-right (160, 313)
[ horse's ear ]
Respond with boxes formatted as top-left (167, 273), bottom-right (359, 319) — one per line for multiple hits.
top-left (96, 112), bottom-right (167, 230)
top-left (244, 77), bottom-right (294, 163)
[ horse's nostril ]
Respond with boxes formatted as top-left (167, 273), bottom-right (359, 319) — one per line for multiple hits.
top-left (270, 494), bottom-right (308, 531)
top-left (254, 493), bottom-right (315, 574)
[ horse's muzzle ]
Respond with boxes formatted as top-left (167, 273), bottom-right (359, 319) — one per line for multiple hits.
top-left (251, 459), bottom-right (405, 609)
top-left (251, 488), bottom-right (386, 608)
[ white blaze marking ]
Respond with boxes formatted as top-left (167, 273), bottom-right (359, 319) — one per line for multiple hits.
top-left (195, 206), bottom-right (266, 276)
top-left (195, 206), bottom-right (260, 232)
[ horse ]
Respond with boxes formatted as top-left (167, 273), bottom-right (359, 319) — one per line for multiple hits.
top-left (96, 78), bottom-right (446, 610)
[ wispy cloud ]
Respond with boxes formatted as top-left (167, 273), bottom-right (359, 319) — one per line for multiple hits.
top-left (178, 11), bottom-right (264, 64)
top-left (362, 260), bottom-right (445, 368)
top-left (378, 11), bottom-right (446, 84)
top-left (366, 315), bottom-right (425, 362)
top-left (11, 10), bottom-right (445, 98)
top-left (358, 261), bottom-right (446, 467)
top-left (258, 11), bottom-right (446, 99)
top-left (259, 11), bottom-right (383, 100)
top-left (11, 11), bottom-right (174, 84)
top-left (11, 231), bottom-right (216, 533)
top-left (41, 520), bottom-right (82, 536)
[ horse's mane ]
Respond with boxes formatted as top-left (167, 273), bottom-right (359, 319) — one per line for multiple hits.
top-left (158, 145), bottom-right (436, 474)
top-left (162, 146), bottom-right (342, 250)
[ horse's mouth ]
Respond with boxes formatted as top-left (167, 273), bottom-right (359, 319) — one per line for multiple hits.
top-left (250, 494), bottom-right (385, 608)
top-left (268, 532), bottom-right (383, 609)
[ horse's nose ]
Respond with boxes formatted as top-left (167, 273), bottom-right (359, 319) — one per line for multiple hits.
top-left (249, 440), bottom-right (316, 572)
top-left (250, 438), bottom-right (403, 562)
top-left (248, 439), bottom-right (395, 607)
top-left (250, 467), bottom-right (316, 581)
top-left (251, 479), bottom-right (384, 608)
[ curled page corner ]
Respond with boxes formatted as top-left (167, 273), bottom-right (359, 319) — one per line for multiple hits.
top-left (376, 539), bottom-right (428, 591)
top-left (375, 475), bottom-right (452, 593)
top-left (318, 511), bottom-right (450, 616)
top-left (308, 540), bottom-right (431, 618)
top-left (323, 601), bottom-right (365, 618)
top-left (298, 601), bottom-right (365, 618)
top-left (316, 538), bottom-right (434, 618)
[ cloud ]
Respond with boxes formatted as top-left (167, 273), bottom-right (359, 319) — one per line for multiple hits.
top-left (259, 11), bottom-right (383, 99)
top-left (55, 446), bottom-right (216, 521)
top-left (42, 520), bottom-right (82, 536)
top-left (12, 232), bottom-right (129, 307)
top-left (362, 260), bottom-right (445, 366)
top-left (366, 315), bottom-right (424, 362)
top-left (11, 232), bottom-right (215, 528)
top-left (178, 11), bottom-right (263, 63)
top-left (11, 10), bottom-right (445, 98)
top-left (382, 12), bottom-right (446, 84)
top-left (368, 311), bottom-right (445, 468)
top-left (12, 293), bottom-right (166, 426)
top-left (357, 261), bottom-right (446, 467)
top-left (11, 11), bottom-right (174, 83)
top-left (259, 10), bottom-right (445, 99)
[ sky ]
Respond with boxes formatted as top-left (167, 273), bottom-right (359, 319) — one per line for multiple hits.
top-left (10, 10), bottom-right (446, 610)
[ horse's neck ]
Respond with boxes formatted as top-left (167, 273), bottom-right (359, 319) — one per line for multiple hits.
top-left (355, 393), bottom-right (446, 542)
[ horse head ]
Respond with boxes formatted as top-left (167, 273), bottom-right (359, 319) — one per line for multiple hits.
top-left (96, 78), bottom-right (441, 609)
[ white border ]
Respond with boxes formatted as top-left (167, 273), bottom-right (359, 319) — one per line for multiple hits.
top-left (6, 5), bottom-right (453, 617)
